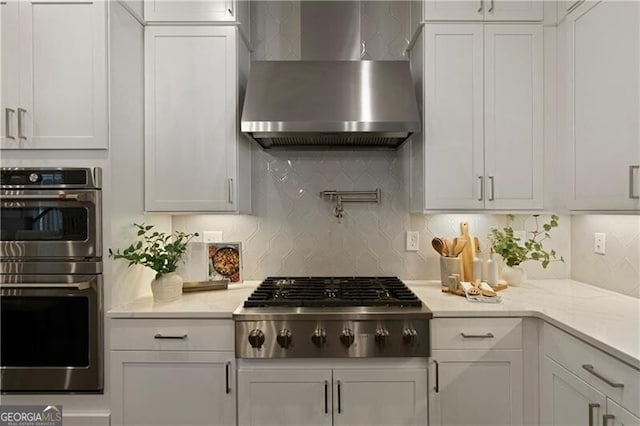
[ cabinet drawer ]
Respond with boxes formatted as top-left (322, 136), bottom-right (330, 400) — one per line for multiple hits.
top-left (544, 323), bottom-right (640, 417)
top-left (431, 318), bottom-right (522, 350)
top-left (111, 319), bottom-right (233, 351)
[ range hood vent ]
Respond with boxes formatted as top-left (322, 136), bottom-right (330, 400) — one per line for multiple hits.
top-left (241, 61), bottom-right (420, 149)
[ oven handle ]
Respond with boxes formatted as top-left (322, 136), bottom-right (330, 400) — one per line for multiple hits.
top-left (0, 282), bottom-right (91, 290)
top-left (1, 194), bottom-right (81, 201)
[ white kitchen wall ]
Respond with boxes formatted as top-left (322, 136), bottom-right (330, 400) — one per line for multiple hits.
top-left (572, 215), bottom-right (640, 298)
top-left (173, 0), bottom-right (570, 282)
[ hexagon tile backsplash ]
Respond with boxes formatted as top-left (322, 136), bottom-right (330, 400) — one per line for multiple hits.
top-left (172, 149), bottom-right (571, 282)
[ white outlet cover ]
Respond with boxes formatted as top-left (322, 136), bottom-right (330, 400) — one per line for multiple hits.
top-left (203, 231), bottom-right (223, 243)
top-left (406, 231), bottom-right (419, 251)
top-left (594, 233), bottom-right (606, 255)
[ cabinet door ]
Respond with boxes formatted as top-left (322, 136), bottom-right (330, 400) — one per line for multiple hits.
top-left (1, 1), bottom-right (19, 148)
top-left (429, 350), bottom-right (524, 426)
top-left (237, 368), bottom-right (332, 426)
top-left (607, 399), bottom-right (640, 426)
top-left (15, 0), bottom-right (107, 149)
top-left (145, 26), bottom-right (237, 212)
top-left (566, 1), bottom-right (640, 210)
top-left (111, 351), bottom-right (235, 426)
top-left (484, 24), bottom-right (543, 210)
top-left (424, 24), bottom-right (485, 210)
top-left (332, 368), bottom-right (427, 426)
top-left (484, 0), bottom-right (543, 21)
top-left (144, 0), bottom-right (235, 22)
top-left (542, 357), bottom-right (607, 426)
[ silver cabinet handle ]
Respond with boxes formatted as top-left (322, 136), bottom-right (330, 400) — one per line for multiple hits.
top-left (582, 364), bottom-right (624, 388)
top-left (478, 176), bottom-right (484, 201)
top-left (17, 107), bottom-right (26, 140)
top-left (154, 333), bottom-right (188, 339)
top-left (488, 176), bottom-right (495, 201)
top-left (4, 108), bottom-right (15, 139)
top-left (461, 332), bottom-right (495, 338)
top-left (337, 380), bottom-right (342, 414)
top-left (603, 414), bottom-right (615, 426)
top-left (225, 362), bottom-right (231, 394)
top-left (434, 360), bottom-right (439, 393)
top-left (324, 380), bottom-right (329, 414)
top-left (488, 0), bottom-right (494, 12)
top-left (629, 165), bottom-right (639, 199)
top-left (588, 403), bottom-right (600, 426)
top-left (477, 0), bottom-right (483, 13)
top-left (227, 178), bottom-right (234, 204)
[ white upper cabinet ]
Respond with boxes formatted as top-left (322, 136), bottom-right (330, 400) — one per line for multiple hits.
top-left (424, 24), bottom-right (485, 210)
top-left (144, 26), bottom-right (251, 213)
top-left (560, 0), bottom-right (640, 211)
top-left (425, 0), bottom-right (543, 21)
top-left (144, 0), bottom-right (235, 22)
top-left (484, 24), bottom-right (543, 210)
top-left (419, 23), bottom-right (543, 211)
top-left (1, 0), bottom-right (108, 150)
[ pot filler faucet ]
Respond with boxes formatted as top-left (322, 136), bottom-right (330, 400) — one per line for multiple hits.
top-left (319, 189), bottom-right (381, 223)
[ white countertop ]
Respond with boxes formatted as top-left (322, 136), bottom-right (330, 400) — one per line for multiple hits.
top-left (108, 279), bottom-right (640, 369)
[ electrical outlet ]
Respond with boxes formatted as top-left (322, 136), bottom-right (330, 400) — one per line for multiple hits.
top-left (594, 233), bottom-right (606, 255)
top-left (203, 231), bottom-right (223, 243)
top-left (406, 231), bottom-right (419, 251)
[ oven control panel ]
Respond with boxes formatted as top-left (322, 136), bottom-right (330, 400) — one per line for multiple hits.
top-left (235, 319), bottom-right (430, 358)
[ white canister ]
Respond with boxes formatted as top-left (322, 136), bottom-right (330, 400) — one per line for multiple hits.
top-left (484, 250), bottom-right (499, 287)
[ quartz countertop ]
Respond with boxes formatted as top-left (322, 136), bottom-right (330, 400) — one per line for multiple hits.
top-left (107, 279), bottom-right (640, 369)
top-left (406, 279), bottom-right (640, 369)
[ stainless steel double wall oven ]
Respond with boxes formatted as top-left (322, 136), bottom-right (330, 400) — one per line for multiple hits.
top-left (0, 167), bottom-right (103, 393)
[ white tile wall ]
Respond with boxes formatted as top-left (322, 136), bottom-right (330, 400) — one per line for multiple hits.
top-left (173, 150), bottom-right (571, 281)
top-left (572, 215), bottom-right (640, 298)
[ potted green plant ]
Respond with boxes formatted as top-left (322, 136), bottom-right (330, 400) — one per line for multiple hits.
top-left (489, 214), bottom-right (564, 285)
top-left (109, 223), bottom-right (198, 302)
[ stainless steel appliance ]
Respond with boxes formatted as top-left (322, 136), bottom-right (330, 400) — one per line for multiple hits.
top-left (234, 277), bottom-right (432, 358)
top-left (0, 167), bottom-right (103, 393)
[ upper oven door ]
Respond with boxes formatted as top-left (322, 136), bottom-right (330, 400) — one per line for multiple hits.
top-left (0, 189), bottom-right (102, 259)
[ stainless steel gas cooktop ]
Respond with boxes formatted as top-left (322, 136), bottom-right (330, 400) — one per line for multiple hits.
top-left (233, 277), bottom-right (432, 359)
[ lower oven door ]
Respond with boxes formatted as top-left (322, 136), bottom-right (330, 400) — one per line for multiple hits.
top-left (0, 274), bottom-right (103, 393)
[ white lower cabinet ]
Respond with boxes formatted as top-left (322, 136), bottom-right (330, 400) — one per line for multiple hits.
top-left (110, 318), bottom-right (236, 426)
top-left (237, 365), bottom-right (427, 426)
top-left (542, 323), bottom-right (640, 425)
top-left (429, 318), bottom-right (524, 426)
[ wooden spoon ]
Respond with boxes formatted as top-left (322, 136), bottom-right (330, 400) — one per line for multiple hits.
top-left (452, 238), bottom-right (467, 257)
top-left (432, 238), bottom-right (447, 256)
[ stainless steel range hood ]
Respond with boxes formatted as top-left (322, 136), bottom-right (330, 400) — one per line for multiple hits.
top-left (240, 1), bottom-right (419, 149)
top-left (241, 61), bottom-right (420, 149)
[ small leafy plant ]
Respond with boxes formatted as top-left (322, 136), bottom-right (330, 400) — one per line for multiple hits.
top-left (489, 215), bottom-right (565, 268)
top-left (109, 224), bottom-right (198, 278)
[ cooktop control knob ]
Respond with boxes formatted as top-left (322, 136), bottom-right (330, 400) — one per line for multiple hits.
top-left (277, 328), bottom-right (292, 349)
top-left (375, 328), bottom-right (390, 346)
top-left (28, 173), bottom-right (39, 183)
top-left (311, 328), bottom-right (327, 347)
top-left (340, 328), bottom-right (355, 348)
top-left (402, 328), bottom-right (418, 346)
top-left (248, 329), bottom-right (265, 349)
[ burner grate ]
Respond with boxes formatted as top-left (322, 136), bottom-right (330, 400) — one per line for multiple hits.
top-left (244, 277), bottom-right (422, 308)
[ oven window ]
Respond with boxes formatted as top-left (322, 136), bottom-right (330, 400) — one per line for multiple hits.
top-left (1, 297), bottom-right (90, 367)
top-left (0, 207), bottom-right (89, 241)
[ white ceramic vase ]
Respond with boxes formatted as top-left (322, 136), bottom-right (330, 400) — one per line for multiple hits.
top-left (151, 272), bottom-right (183, 303)
top-left (501, 266), bottom-right (527, 286)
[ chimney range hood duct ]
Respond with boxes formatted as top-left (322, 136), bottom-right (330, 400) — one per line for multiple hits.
top-left (240, 1), bottom-right (419, 149)
top-left (241, 61), bottom-right (420, 149)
